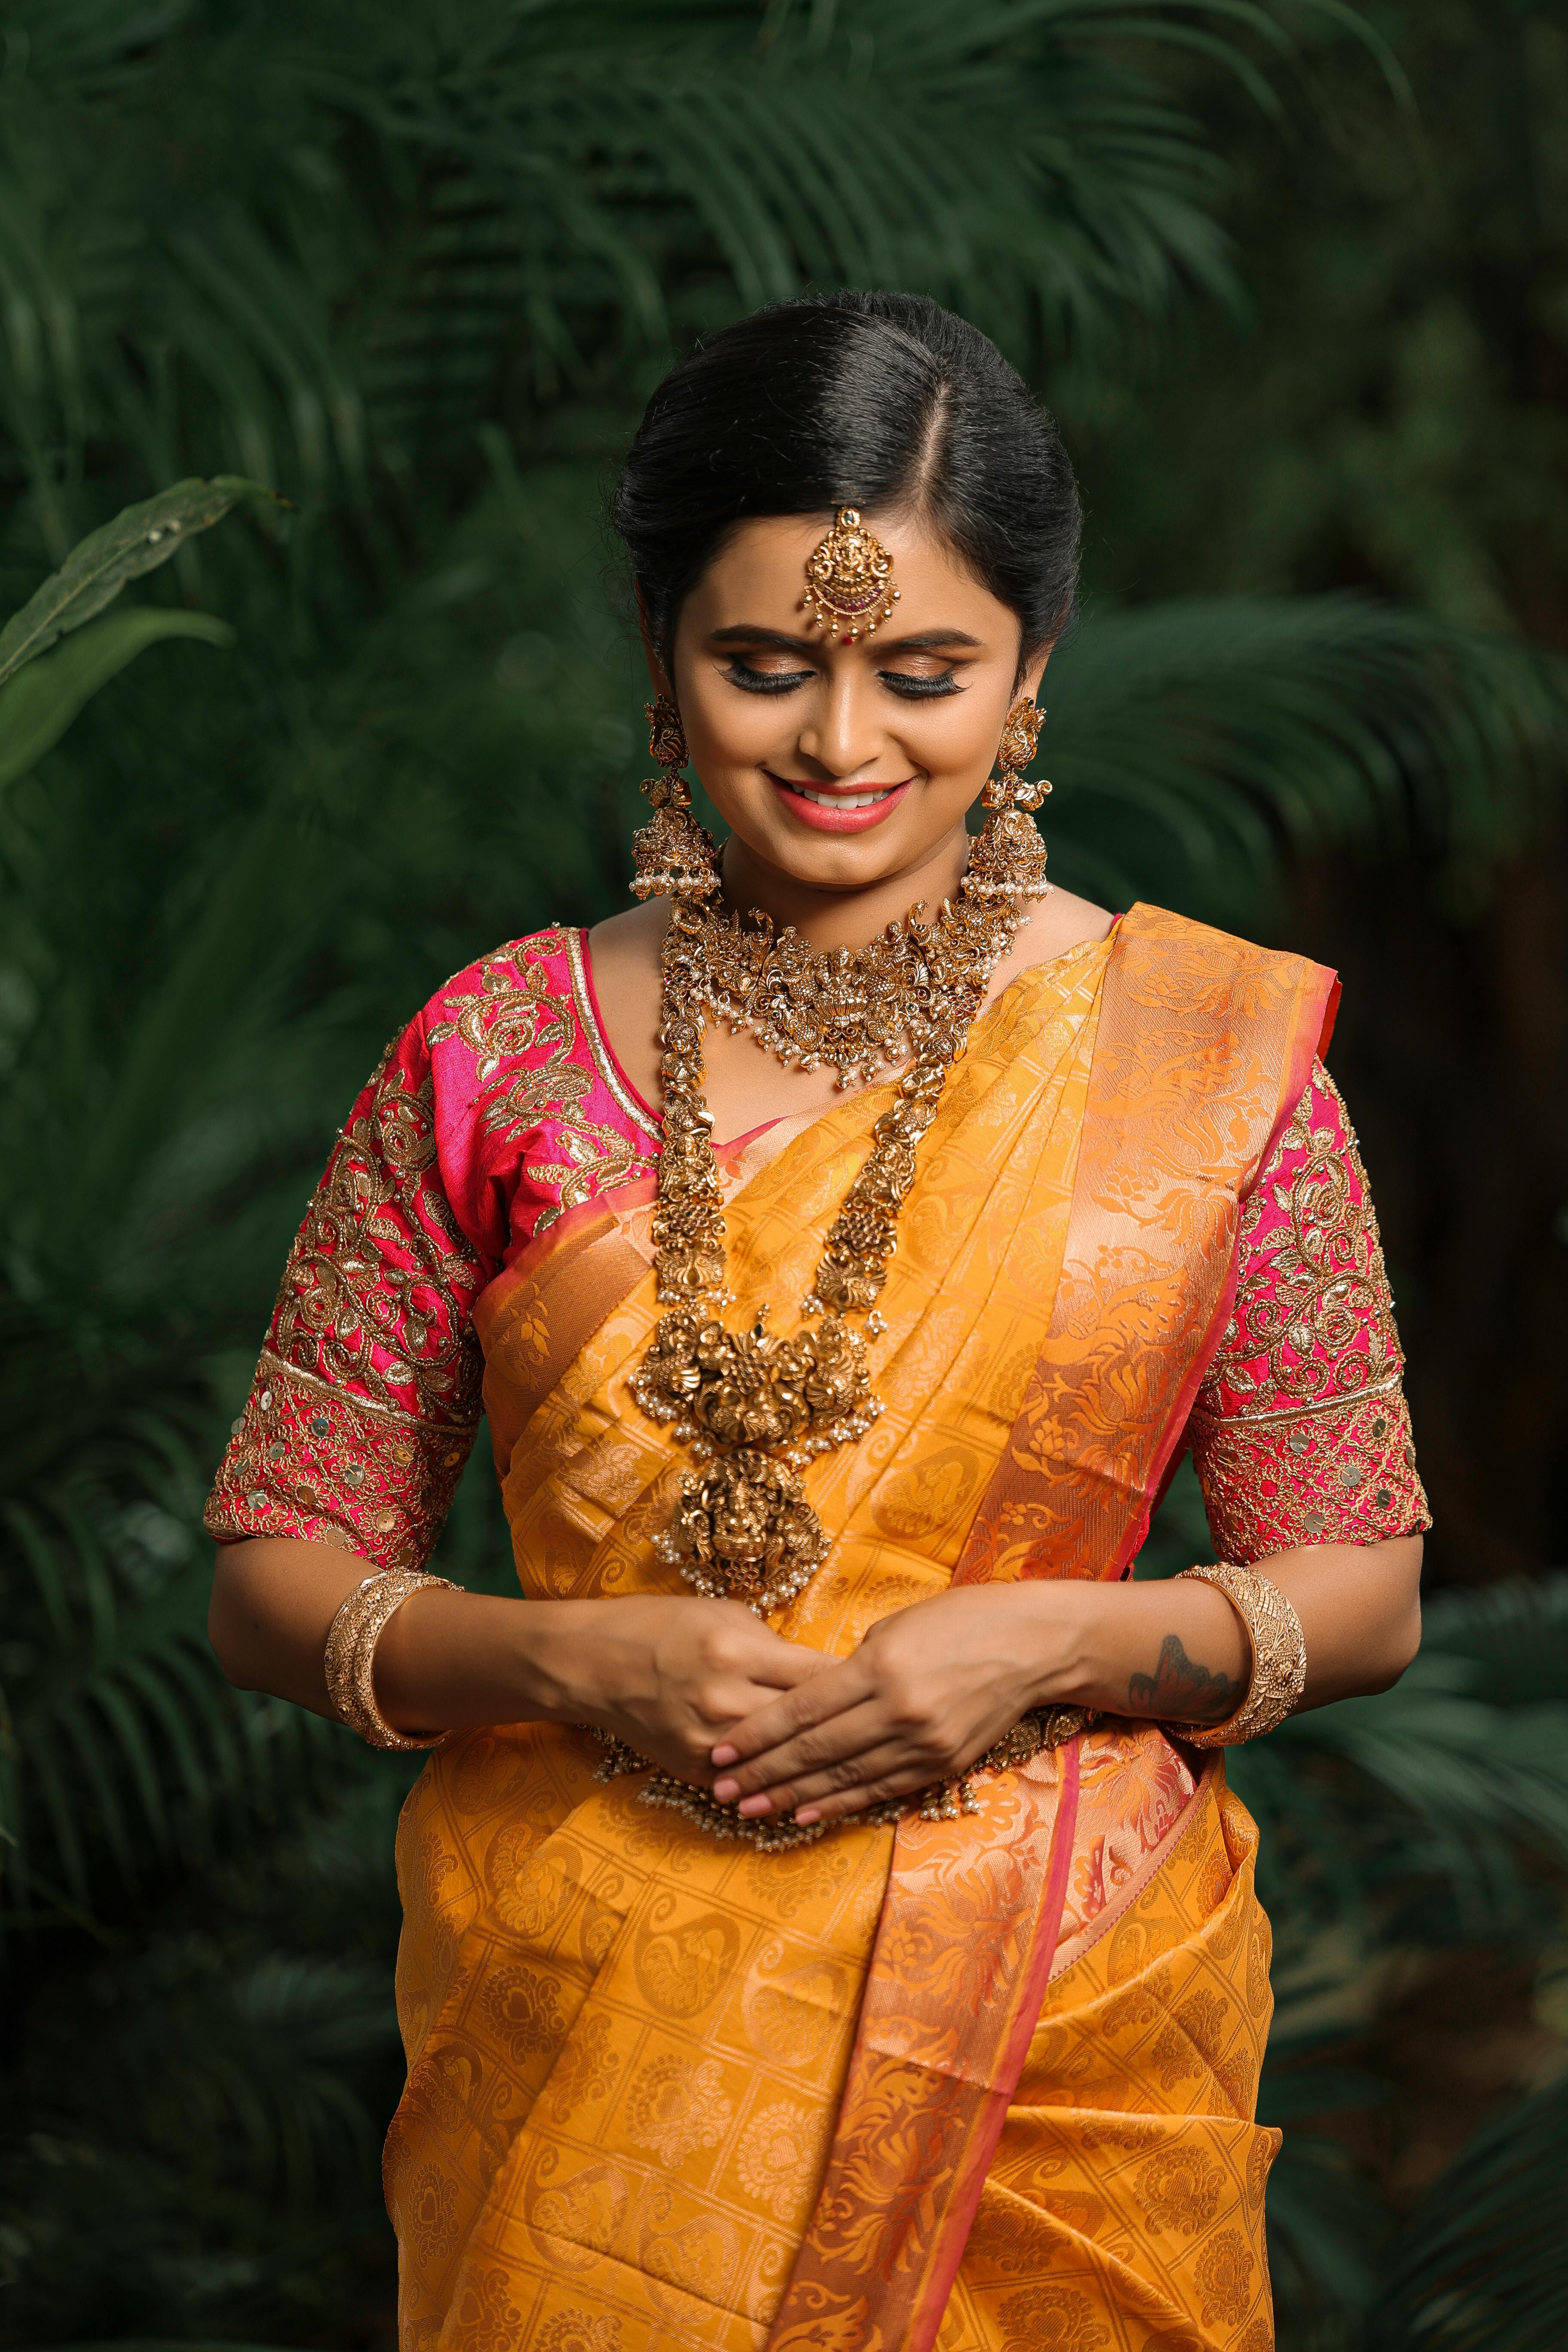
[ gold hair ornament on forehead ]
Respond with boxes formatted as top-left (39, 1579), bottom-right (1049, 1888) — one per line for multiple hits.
top-left (800, 506), bottom-right (900, 643)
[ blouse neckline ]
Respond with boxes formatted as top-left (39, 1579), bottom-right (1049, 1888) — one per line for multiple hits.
top-left (569, 915), bottom-right (1118, 1152)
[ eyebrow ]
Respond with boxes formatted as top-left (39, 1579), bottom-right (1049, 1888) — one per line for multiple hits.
top-left (707, 624), bottom-right (984, 653)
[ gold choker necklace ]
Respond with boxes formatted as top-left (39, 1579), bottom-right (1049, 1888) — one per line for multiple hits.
top-left (679, 852), bottom-right (1041, 1090)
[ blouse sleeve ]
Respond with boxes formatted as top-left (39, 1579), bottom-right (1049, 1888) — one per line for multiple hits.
top-left (1188, 1060), bottom-right (1431, 1563)
top-left (203, 1014), bottom-right (491, 1575)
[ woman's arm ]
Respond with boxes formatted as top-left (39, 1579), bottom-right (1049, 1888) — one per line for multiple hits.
top-left (207, 1536), bottom-right (829, 1782)
top-left (705, 1534), bottom-right (1422, 1828)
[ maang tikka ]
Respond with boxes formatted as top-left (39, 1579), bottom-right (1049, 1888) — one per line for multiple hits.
top-left (631, 694), bottom-right (721, 902)
top-left (799, 507), bottom-right (900, 643)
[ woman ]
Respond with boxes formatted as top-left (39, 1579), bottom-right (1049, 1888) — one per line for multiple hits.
top-left (208, 291), bottom-right (1427, 2352)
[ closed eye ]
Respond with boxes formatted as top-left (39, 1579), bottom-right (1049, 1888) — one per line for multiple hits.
top-left (880, 670), bottom-right (961, 698)
top-left (724, 658), bottom-right (812, 695)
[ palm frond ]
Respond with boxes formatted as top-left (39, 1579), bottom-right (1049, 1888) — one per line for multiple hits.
top-left (1041, 595), bottom-right (1568, 923)
top-left (1371, 2074), bottom-right (1568, 2352)
top-left (0, 0), bottom-right (1393, 551)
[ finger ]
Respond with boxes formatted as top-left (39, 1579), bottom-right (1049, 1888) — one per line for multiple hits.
top-left (718, 1701), bottom-right (892, 1810)
top-left (710, 1683), bottom-right (882, 1791)
top-left (760, 1643), bottom-right (835, 1687)
top-left (699, 1675), bottom-right (832, 1736)
top-left (742, 1737), bottom-right (918, 1817)
top-left (714, 1608), bottom-right (832, 1677)
top-left (708, 1660), bottom-right (875, 1774)
top-left (793, 1761), bottom-right (937, 1827)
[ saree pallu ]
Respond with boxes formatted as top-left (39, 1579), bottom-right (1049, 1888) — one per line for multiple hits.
top-left (385, 907), bottom-right (1335, 2352)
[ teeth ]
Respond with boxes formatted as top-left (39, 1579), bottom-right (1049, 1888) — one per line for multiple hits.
top-left (792, 784), bottom-right (895, 809)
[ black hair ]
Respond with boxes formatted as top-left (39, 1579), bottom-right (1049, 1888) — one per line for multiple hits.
top-left (610, 290), bottom-right (1081, 683)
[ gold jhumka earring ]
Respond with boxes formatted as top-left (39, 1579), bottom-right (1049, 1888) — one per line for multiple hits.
top-left (799, 506), bottom-right (900, 643)
top-left (631, 693), bottom-right (721, 901)
top-left (968, 694), bottom-right (1051, 903)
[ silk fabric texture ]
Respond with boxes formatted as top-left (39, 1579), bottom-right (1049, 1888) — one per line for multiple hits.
top-left (384, 906), bottom-right (1335, 2352)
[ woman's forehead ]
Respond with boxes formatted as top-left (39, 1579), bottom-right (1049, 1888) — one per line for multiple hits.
top-left (687, 511), bottom-right (1014, 635)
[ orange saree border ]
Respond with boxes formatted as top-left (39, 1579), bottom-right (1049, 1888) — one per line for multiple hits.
top-left (766, 906), bottom-right (1337, 2352)
top-left (955, 903), bottom-right (1339, 1590)
top-left (766, 1742), bottom-right (1081, 2352)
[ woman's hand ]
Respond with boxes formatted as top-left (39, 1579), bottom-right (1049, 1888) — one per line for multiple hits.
top-left (210, 1542), bottom-right (832, 1774)
top-left (708, 1584), bottom-right (1096, 1828)
top-left (537, 1593), bottom-right (832, 1787)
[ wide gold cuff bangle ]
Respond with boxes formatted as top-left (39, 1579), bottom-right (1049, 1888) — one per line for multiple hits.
top-left (322, 1569), bottom-right (459, 1752)
top-left (1171, 1562), bottom-right (1306, 1747)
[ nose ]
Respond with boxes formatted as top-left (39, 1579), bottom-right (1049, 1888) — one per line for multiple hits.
top-left (792, 666), bottom-right (890, 782)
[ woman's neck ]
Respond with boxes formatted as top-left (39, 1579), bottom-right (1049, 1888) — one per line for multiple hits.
top-left (719, 823), bottom-right (973, 951)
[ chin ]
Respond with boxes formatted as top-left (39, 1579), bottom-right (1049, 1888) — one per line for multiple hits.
top-left (751, 830), bottom-right (934, 891)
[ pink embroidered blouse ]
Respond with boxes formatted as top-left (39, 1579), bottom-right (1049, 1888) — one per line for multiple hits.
top-left (205, 926), bottom-right (1430, 1573)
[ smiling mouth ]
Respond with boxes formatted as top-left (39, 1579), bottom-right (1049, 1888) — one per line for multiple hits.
top-left (772, 777), bottom-right (906, 808)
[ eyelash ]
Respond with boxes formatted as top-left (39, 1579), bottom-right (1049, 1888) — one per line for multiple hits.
top-left (723, 659), bottom-right (962, 699)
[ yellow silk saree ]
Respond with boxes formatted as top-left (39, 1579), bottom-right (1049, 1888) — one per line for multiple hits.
top-left (380, 904), bottom-right (1336, 2352)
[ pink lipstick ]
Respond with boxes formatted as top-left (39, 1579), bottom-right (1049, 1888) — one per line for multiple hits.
top-left (767, 773), bottom-right (912, 833)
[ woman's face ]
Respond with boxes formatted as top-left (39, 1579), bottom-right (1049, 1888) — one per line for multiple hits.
top-left (658, 511), bottom-right (1047, 896)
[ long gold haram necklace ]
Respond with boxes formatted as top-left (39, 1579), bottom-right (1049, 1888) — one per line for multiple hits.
top-left (632, 897), bottom-right (981, 1613)
top-left (592, 510), bottom-right (1094, 1845)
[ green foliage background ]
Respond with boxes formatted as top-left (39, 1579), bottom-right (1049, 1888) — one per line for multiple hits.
top-left (1, 3), bottom-right (1566, 2347)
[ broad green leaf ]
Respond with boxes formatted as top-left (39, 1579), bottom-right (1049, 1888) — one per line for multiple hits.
top-left (0, 607), bottom-right (235, 791)
top-left (0, 475), bottom-right (271, 688)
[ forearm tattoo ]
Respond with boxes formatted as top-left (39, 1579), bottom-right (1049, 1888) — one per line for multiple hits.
top-left (1127, 1634), bottom-right (1245, 1723)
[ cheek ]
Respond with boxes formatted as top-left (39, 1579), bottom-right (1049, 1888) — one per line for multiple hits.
top-left (681, 678), bottom-right (786, 772)
top-left (908, 697), bottom-right (1006, 776)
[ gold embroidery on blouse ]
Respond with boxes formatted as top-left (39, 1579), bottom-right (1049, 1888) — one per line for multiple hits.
top-left (427, 934), bottom-right (657, 1233)
top-left (1194, 1386), bottom-right (1428, 1561)
top-left (204, 1349), bottom-right (476, 1574)
top-left (566, 926), bottom-right (660, 1139)
top-left (270, 1052), bottom-right (484, 1426)
top-left (1191, 1063), bottom-right (1430, 1558)
top-left (1200, 1065), bottom-right (1403, 1420)
top-left (428, 936), bottom-right (593, 1139)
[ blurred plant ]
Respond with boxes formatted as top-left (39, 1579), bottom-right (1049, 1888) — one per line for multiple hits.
top-left (1371, 2072), bottom-right (1568, 2352)
top-left (1061, 0), bottom-right (1568, 1586)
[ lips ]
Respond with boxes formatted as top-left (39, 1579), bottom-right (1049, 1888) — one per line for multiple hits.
top-left (768, 773), bottom-right (912, 834)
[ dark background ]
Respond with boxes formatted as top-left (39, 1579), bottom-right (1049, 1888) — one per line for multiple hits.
top-left (1, 5), bottom-right (1565, 2348)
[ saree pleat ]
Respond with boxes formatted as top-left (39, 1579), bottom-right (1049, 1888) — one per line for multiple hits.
top-left (386, 910), bottom-right (1333, 2352)
top-left (942, 1769), bottom-right (1275, 2352)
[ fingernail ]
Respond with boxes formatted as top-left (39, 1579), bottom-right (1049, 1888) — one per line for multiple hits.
top-left (713, 1778), bottom-right (740, 1801)
top-left (793, 1807), bottom-right (821, 1825)
top-left (737, 1795), bottom-right (773, 1817)
top-left (710, 1745), bottom-right (739, 1767)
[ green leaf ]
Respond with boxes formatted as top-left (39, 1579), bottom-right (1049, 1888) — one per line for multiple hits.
top-left (0, 608), bottom-right (235, 791)
top-left (1372, 2075), bottom-right (1568, 2350)
top-left (0, 474), bottom-right (273, 688)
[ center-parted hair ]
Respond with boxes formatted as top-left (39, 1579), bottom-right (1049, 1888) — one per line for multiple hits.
top-left (610, 291), bottom-right (1081, 680)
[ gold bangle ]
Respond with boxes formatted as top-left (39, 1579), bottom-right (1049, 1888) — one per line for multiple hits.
top-left (1170, 1562), bottom-right (1305, 1747)
top-left (322, 1569), bottom-right (459, 1752)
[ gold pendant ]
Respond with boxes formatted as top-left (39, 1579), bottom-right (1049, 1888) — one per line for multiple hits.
top-left (656, 1449), bottom-right (832, 1611)
top-left (632, 1306), bottom-right (876, 1455)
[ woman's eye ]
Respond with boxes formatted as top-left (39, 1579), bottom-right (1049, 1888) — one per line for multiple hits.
top-left (879, 669), bottom-right (961, 698)
top-left (724, 658), bottom-right (811, 694)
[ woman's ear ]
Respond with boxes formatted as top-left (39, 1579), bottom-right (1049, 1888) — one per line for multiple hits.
top-left (635, 584), bottom-right (670, 696)
top-left (1020, 637), bottom-right (1055, 700)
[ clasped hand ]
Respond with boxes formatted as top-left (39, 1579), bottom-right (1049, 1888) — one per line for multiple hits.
top-left (574, 1595), bottom-right (827, 1783)
top-left (709, 1586), bottom-right (1074, 1828)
